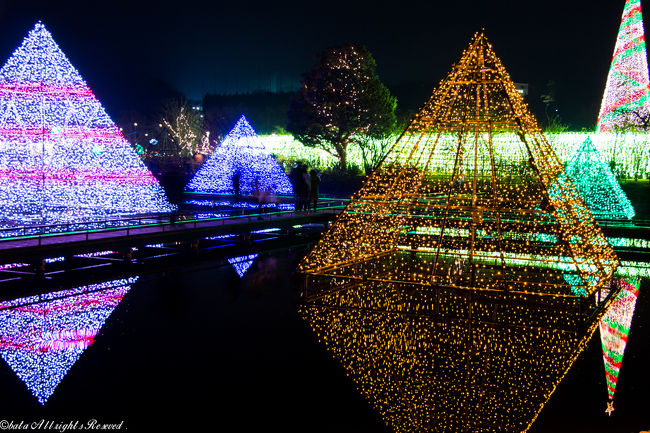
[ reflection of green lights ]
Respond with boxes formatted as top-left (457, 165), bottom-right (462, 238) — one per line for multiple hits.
top-left (397, 244), bottom-right (627, 298)
top-left (616, 261), bottom-right (650, 278)
top-left (396, 245), bottom-right (605, 273)
top-left (413, 226), bottom-right (558, 242)
top-left (413, 228), bottom-right (649, 250)
top-left (607, 237), bottom-right (650, 248)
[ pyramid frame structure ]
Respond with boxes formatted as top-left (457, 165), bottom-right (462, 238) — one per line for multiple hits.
top-left (299, 32), bottom-right (620, 433)
top-left (597, 0), bottom-right (650, 132)
top-left (564, 137), bottom-right (635, 219)
top-left (0, 22), bottom-right (174, 225)
top-left (185, 115), bottom-right (293, 196)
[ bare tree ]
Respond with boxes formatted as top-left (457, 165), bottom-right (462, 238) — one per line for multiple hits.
top-left (161, 98), bottom-right (207, 157)
top-left (612, 106), bottom-right (650, 132)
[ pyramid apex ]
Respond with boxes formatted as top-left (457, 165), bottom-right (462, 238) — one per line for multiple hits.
top-left (466, 30), bottom-right (492, 54)
top-left (31, 21), bottom-right (49, 33)
top-left (472, 29), bottom-right (488, 40)
top-left (231, 115), bottom-right (256, 137)
top-left (580, 136), bottom-right (597, 150)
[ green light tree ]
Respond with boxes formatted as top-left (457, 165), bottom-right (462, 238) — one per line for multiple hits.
top-left (287, 45), bottom-right (396, 171)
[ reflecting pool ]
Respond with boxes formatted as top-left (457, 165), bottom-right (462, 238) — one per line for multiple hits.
top-left (0, 247), bottom-right (647, 433)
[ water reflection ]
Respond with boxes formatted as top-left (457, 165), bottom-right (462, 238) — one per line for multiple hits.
top-left (228, 254), bottom-right (258, 277)
top-left (0, 277), bottom-right (137, 404)
top-left (597, 278), bottom-right (640, 403)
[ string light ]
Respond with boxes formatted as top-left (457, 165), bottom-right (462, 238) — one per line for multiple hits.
top-left (563, 137), bottom-right (635, 219)
top-left (597, 278), bottom-right (640, 413)
top-left (185, 116), bottom-right (293, 196)
top-left (0, 277), bottom-right (137, 404)
top-left (597, 0), bottom-right (650, 132)
top-left (0, 22), bottom-right (174, 226)
top-left (299, 32), bottom-right (619, 433)
top-left (161, 105), bottom-right (212, 156)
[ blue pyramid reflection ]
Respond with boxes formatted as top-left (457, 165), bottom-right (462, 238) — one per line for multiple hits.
top-left (0, 277), bottom-right (137, 404)
top-left (228, 254), bottom-right (258, 277)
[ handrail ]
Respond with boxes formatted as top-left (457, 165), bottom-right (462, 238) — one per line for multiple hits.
top-left (0, 198), bottom-right (647, 245)
top-left (0, 200), bottom-right (348, 244)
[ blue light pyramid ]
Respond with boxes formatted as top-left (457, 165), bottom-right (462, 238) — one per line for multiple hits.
top-left (0, 277), bottom-right (136, 404)
top-left (0, 23), bottom-right (174, 225)
top-left (564, 138), bottom-right (635, 219)
top-left (185, 116), bottom-right (293, 196)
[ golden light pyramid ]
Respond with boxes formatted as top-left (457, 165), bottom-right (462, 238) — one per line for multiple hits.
top-left (298, 32), bottom-right (620, 433)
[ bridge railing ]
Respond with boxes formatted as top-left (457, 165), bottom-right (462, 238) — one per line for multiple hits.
top-left (2, 199), bottom-right (647, 248)
top-left (0, 198), bottom-right (348, 246)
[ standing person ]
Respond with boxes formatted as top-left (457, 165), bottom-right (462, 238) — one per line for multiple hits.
top-left (309, 169), bottom-right (321, 211)
top-left (291, 163), bottom-right (310, 211)
top-left (232, 171), bottom-right (241, 202)
top-left (300, 164), bottom-right (310, 211)
top-left (252, 178), bottom-right (267, 219)
top-left (289, 163), bottom-right (302, 211)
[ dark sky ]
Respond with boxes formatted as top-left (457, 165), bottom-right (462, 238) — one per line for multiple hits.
top-left (0, 0), bottom-right (642, 127)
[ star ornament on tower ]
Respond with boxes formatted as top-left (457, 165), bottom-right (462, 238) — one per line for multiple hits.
top-left (605, 401), bottom-right (615, 416)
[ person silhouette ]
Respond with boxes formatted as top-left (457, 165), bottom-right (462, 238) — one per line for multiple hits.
top-left (232, 171), bottom-right (241, 201)
top-left (309, 169), bottom-right (321, 211)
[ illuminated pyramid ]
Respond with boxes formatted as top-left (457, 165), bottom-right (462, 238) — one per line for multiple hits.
top-left (185, 115), bottom-right (293, 196)
top-left (597, 0), bottom-right (650, 131)
top-left (299, 32), bottom-right (619, 433)
top-left (598, 278), bottom-right (640, 412)
top-left (0, 23), bottom-right (174, 225)
top-left (0, 278), bottom-right (136, 404)
top-left (564, 137), bottom-right (635, 219)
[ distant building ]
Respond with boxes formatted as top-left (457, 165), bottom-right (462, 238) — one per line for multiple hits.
top-left (514, 82), bottom-right (529, 97)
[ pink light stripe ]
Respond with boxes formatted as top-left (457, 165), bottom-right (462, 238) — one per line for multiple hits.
top-left (0, 83), bottom-right (92, 96)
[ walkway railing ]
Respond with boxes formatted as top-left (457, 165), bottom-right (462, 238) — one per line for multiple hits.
top-left (1, 199), bottom-right (649, 249)
top-left (0, 199), bottom-right (348, 248)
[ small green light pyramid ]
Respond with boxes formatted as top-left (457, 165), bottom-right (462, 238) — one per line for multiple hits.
top-left (564, 137), bottom-right (635, 219)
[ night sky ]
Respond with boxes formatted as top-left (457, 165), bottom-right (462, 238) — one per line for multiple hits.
top-left (0, 0), bottom-right (644, 128)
